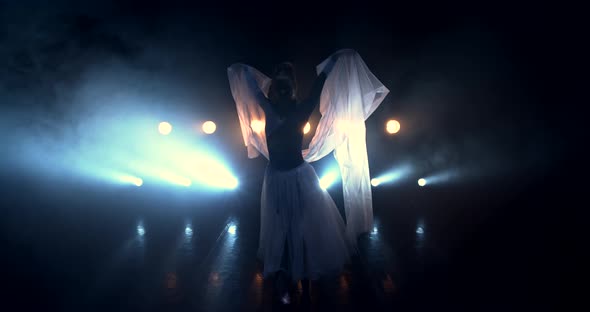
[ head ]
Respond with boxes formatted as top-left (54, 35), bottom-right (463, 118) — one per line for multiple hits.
top-left (269, 62), bottom-right (297, 104)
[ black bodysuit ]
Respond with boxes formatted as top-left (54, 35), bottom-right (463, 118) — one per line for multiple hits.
top-left (246, 70), bottom-right (327, 171)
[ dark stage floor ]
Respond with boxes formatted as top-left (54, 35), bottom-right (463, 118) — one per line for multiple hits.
top-left (0, 167), bottom-right (568, 311)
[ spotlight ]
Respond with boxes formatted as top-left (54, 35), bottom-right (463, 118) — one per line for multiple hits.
top-left (418, 178), bottom-right (426, 187)
top-left (370, 165), bottom-right (413, 187)
top-left (204, 175), bottom-right (238, 189)
top-left (251, 120), bottom-right (265, 133)
top-left (227, 177), bottom-right (239, 189)
top-left (158, 171), bottom-right (191, 187)
top-left (420, 170), bottom-right (458, 185)
top-left (386, 119), bottom-right (400, 134)
top-left (188, 157), bottom-right (239, 189)
top-left (159, 121), bottom-right (172, 135)
top-left (319, 169), bottom-right (340, 190)
top-left (202, 121), bottom-right (216, 134)
top-left (118, 175), bottom-right (143, 187)
top-left (228, 224), bottom-right (237, 235)
top-left (303, 122), bottom-right (311, 134)
top-left (185, 226), bottom-right (193, 236)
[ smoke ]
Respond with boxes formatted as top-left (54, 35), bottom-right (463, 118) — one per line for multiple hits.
top-left (367, 25), bottom-right (560, 184)
top-left (0, 3), bottom-right (560, 185)
top-left (0, 5), bottom-right (190, 180)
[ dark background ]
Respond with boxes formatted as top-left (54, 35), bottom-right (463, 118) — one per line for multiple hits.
top-left (0, 1), bottom-right (578, 310)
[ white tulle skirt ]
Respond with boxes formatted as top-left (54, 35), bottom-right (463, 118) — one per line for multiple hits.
top-left (257, 162), bottom-right (351, 282)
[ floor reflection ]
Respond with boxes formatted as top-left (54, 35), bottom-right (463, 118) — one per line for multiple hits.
top-left (164, 271), bottom-right (183, 303)
top-left (181, 221), bottom-right (194, 256)
top-left (26, 205), bottom-right (406, 311)
top-left (248, 271), bottom-right (265, 308)
top-left (78, 219), bottom-right (148, 309)
top-left (382, 274), bottom-right (396, 295)
top-left (201, 218), bottom-right (240, 309)
top-left (3, 170), bottom-right (549, 311)
top-left (416, 218), bottom-right (426, 252)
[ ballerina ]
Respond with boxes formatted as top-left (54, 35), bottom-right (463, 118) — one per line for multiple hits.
top-left (228, 49), bottom-right (389, 304)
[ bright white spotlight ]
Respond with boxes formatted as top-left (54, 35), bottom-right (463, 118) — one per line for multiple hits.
top-left (372, 226), bottom-right (378, 234)
top-left (118, 175), bottom-right (143, 187)
top-left (180, 178), bottom-right (192, 187)
top-left (371, 165), bottom-right (412, 187)
top-left (416, 226), bottom-right (424, 234)
top-left (158, 171), bottom-right (191, 187)
top-left (421, 170), bottom-right (458, 185)
top-left (185, 226), bottom-right (193, 236)
top-left (251, 120), bottom-right (265, 134)
top-left (137, 225), bottom-right (145, 236)
top-left (226, 177), bottom-right (239, 189)
top-left (303, 122), bottom-right (311, 134)
top-left (386, 119), bottom-right (400, 134)
top-left (228, 224), bottom-right (237, 235)
top-left (159, 121), bottom-right (172, 135)
top-left (188, 157), bottom-right (239, 189)
top-left (126, 160), bottom-right (194, 188)
top-left (202, 121), bottom-right (216, 134)
top-left (319, 170), bottom-right (339, 190)
top-left (418, 178), bottom-right (427, 187)
top-left (125, 131), bottom-right (237, 190)
top-left (204, 175), bottom-right (238, 189)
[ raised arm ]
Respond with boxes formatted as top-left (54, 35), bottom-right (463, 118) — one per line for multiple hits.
top-left (298, 72), bottom-right (327, 119)
top-left (243, 66), bottom-right (275, 116)
top-left (298, 55), bottom-right (339, 119)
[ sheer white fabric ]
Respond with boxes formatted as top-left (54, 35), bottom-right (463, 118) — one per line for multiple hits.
top-left (228, 49), bottom-right (389, 243)
top-left (258, 162), bottom-right (351, 280)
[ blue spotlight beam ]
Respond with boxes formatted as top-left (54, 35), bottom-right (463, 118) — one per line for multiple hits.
top-left (421, 170), bottom-right (459, 186)
top-left (371, 164), bottom-right (413, 187)
top-left (319, 167), bottom-right (341, 190)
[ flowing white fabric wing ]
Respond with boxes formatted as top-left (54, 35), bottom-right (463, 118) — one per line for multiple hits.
top-left (306, 49), bottom-right (390, 241)
top-left (228, 49), bottom-right (389, 242)
top-left (227, 64), bottom-right (272, 159)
